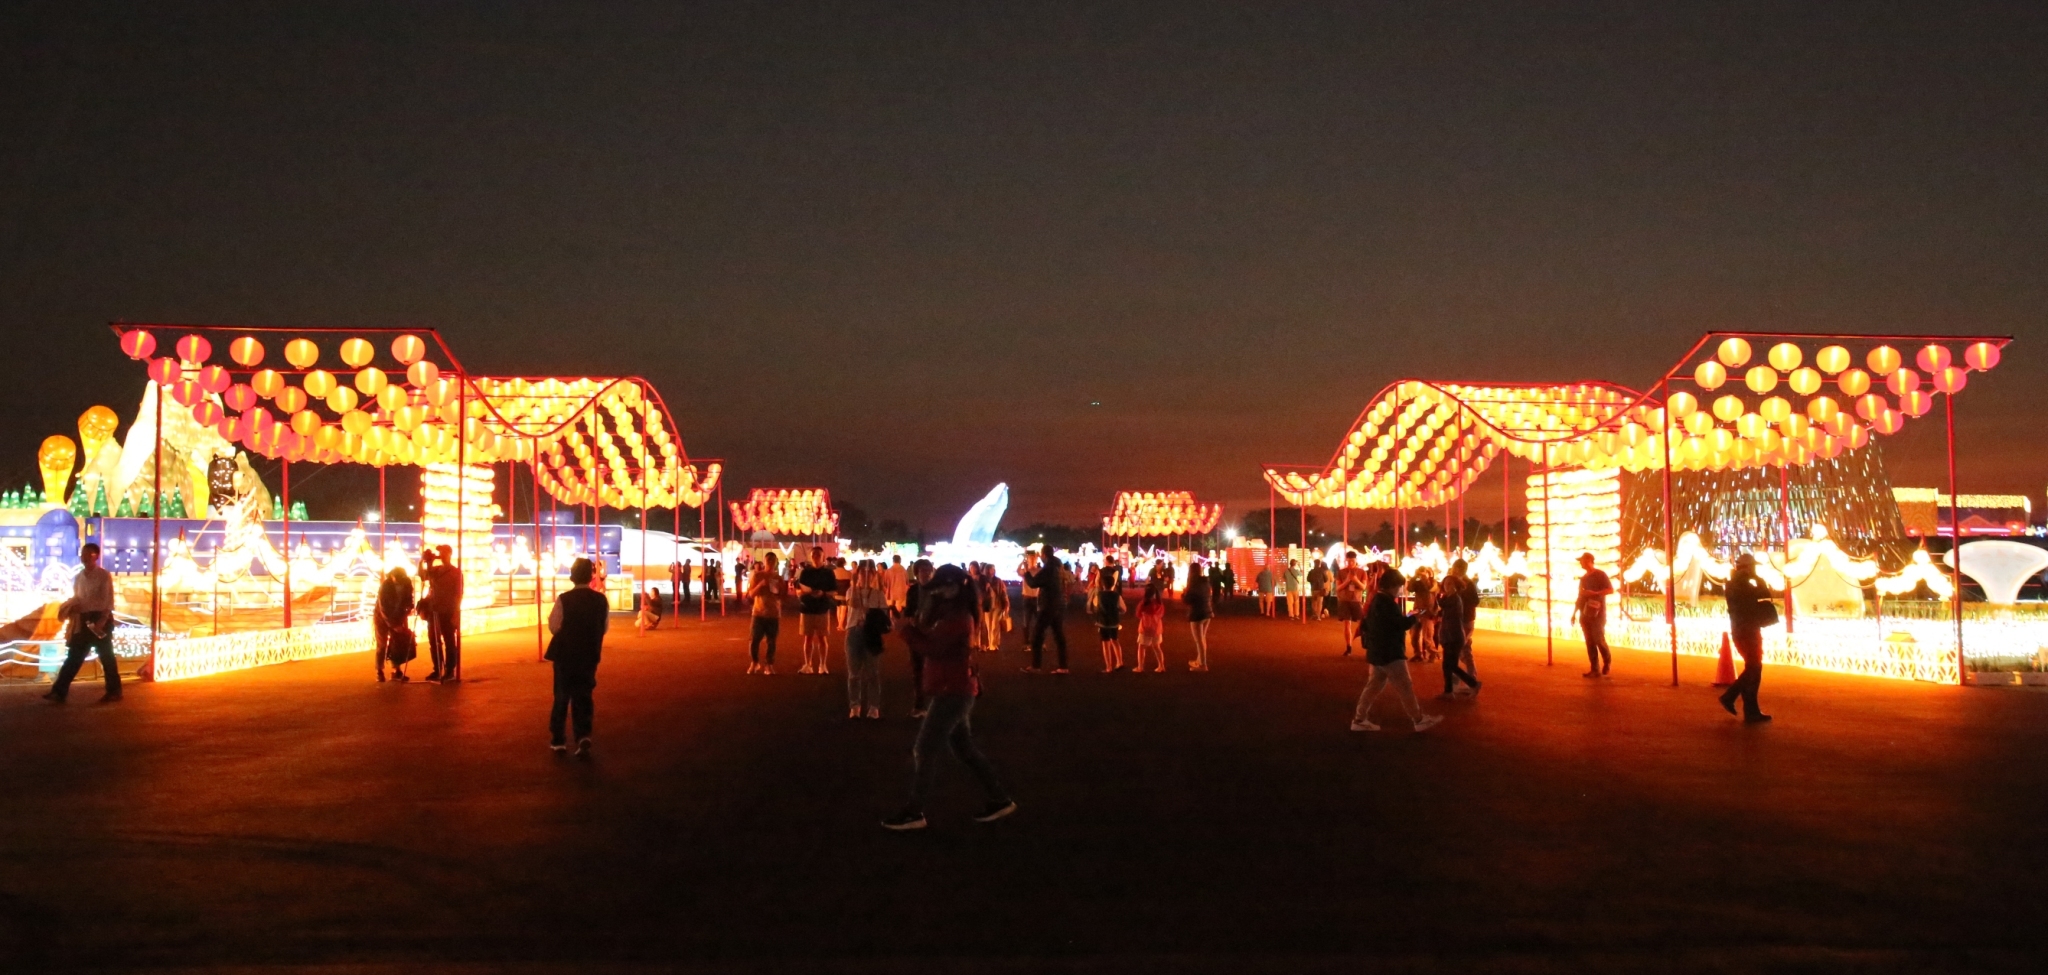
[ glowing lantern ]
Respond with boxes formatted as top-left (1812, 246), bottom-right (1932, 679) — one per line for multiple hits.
top-left (391, 334), bottom-right (426, 365)
top-left (275, 386), bottom-right (308, 414)
top-left (407, 360), bottom-right (440, 388)
top-left (1767, 342), bottom-right (1802, 371)
top-left (38, 435), bottom-right (77, 504)
top-left (119, 329), bottom-right (157, 360)
top-left (1806, 396), bottom-right (1839, 424)
top-left (1867, 346), bottom-right (1902, 375)
top-left (377, 384), bottom-right (408, 412)
top-left (1872, 409), bottom-right (1905, 435)
top-left (1815, 345), bottom-right (1851, 374)
top-left (326, 386), bottom-right (359, 413)
top-left (251, 369), bottom-right (285, 398)
top-left (1899, 390), bottom-right (1933, 417)
top-left (229, 336), bottom-right (265, 366)
top-left (1885, 368), bottom-right (1920, 396)
top-left (1667, 391), bottom-right (1698, 418)
top-left (1915, 345), bottom-right (1952, 372)
top-left (191, 400), bottom-right (223, 427)
top-left (1782, 413), bottom-right (1808, 439)
top-left (1758, 396), bottom-right (1791, 423)
top-left (1716, 338), bottom-right (1752, 367)
top-left (1787, 367), bottom-right (1821, 395)
top-left (284, 338), bottom-right (320, 369)
top-left (1838, 368), bottom-right (1871, 396)
top-left (1964, 341), bottom-right (2001, 371)
top-left (1854, 394), bottom-right (1886, 421)
top-left (355, 367), bottom-right (388, 396)
top-left (1846, 423), bottom-right (1870, 450)
top-left (340, 337), bottom-right (375, 368)
top-left (175, 334), bottom-right (213, 363)
top-left (146, 357), bottom-right (180, 385)
top-left (1736, 412), bottom-right (1766, 439)
top-left (1933, 366), bottom-right (1967, 395)
top-left (1693, 361), bottom-right (1727, 389)
top-left (1743, 365), bottom-right (1778, 394)
top-left (303, 369), bottom-right (337, 397)
top-left (170, 378), bottom-right (205, 408)
top-left (1712, 394), bottom-right (1745, 422)
top-left (341, 411), bottom-right (373, 436)
top-left (196, 364), bottom-right (232, 393)
top-left (224, 384), bottom-right (258, 412)
top-left (290, 410), bottom-right (322, 436)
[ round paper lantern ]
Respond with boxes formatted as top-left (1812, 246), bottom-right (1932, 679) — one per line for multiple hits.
top-left (339, 337), bottom-right (375, 368)
top-left (274, 387), bottom-right (307, 414)
top-left (147, 357), bottom-right (180, 386)
top-left (1933, 366), bottom-right (1967, 394)
top-left (1838, 368), bottom-right (1871, 396)
top-left (1872, 409), bottom-right (1905, 435)
top-left (1737, 412), bottom-right (1767, 439)
top-left (1815, 345), bottom-right (1851, 374)
top-left (170, 378), bottom-right (204, 408)
top-left (1694, 361), bottom-right (1727, 389)
top-left (1744, 366), bottom-right (1778, 394)
top-left (1916, 344), bottom-right (1952, 373)
top-left (224, 384), bottom-right (258, 412)
top-left (391, 334), bottom-right (426, 365)
top-left (407, 360), bottom-right (440, 388)
top-left (1854, 394), bottom-right (1886, 421)
top-left (1758, 396), bottom-right (1792, 423)
top-left (175, 334), bottom-right (212, 363)
top-left (1806, 396), bottom-right (1839, 424)
top-left (326, 386), bottom-right (359, 413)
top-left (1846, 423), bottom-right (1870, 450)
top-left (302, 369), bottom-right (336, 397)
top-left (1787, 367), bottom-right (1822, 396)
top-left (119, 329), bottom-right (157, 360)
top-left (1885, 368), bottom-right (1920, 396)
top-left (229, 336), bottom-right (265, 367)
top-left (1867, 345), bottom-right (1902, 375)
top-left (1667, 391), bottom-right (1698, 418)
top-left (341, 410), bottom-right (373, 436)
top-left (1712, 394), bottom-right (1745, 422)
top-left (284, 338), bottom-right (320, 369)
top-left (377, 384), bottom-right (408, 412)
top-left (197, 364), bottom-right (232, 394)
top-left (251, 369), bottom-right (285, 398)
top-left (191, 400), bottom-right (223, 427)
top-left (1767, 343), bottom-right (1802, 371)
top-left (1964, 341), bottom-right (2001, 371)
top-left (1717, 338), bottom-right (1752, 367)
top-left (290, 410), bottom-right (322, 437)
top-left (355, 367), bottom-right (388, 396)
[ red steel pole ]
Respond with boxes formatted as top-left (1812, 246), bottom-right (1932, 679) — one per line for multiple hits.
top-left (1660, 379), bottom-right (1678, 686)
top-left (1947, 392), bottom-right (1963, 684)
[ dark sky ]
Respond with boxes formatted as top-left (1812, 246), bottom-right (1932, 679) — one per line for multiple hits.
top-left (3, 1), bottom-right (2044, 532)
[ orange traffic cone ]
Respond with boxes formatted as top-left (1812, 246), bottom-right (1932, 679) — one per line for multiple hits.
top-left (1712, 633), bottom-right (1736, 686)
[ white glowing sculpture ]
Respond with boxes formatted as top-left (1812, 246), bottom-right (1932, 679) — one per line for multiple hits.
top-left (1947, 540), bottom-right (2048, 605)
top-left (952, 483), bottom-right (1008, 546)
top-left (1777, 526), bottom-right (1876, 618)
top-left (1877, 549), bottom-right (1955, 599)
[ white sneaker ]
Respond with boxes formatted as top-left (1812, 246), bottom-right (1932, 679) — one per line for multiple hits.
top-left (1414, 714), bottom-right (1444, 732)
top-left (1350, 719), bottom-right (1381, 732)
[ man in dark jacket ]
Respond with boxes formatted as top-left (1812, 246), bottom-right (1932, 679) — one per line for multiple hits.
top-left (546, 558), bottom-right (609, 757)
top-left (1720, 553), bottom-right (1774, 723)
top-left (1436, 563), bottom-right (1481, 698)
top-left (1351, 569), bottom-right (1443, 733)
top-left (1025, 552), bottom-right (1070, 674)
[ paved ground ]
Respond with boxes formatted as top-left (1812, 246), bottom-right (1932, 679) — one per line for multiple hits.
top-left (4, 598), bottom-right (2048, 974)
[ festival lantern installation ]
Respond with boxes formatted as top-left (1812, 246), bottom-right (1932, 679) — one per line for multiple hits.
top-left (729, 489), bottom-right (839, 537)
top-left (1102, 491), bottom-right (1224, 538)
top-left (1265, 331), bottom-right (2012, 685)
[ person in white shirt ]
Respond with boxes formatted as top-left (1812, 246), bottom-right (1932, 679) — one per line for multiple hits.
top-left (46, 542), bottom-right (120, 704)
top-left (883, 555), bottom-right (910, 617)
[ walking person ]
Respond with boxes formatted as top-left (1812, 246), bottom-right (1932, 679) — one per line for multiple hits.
top-left (1183, 561), bottom-right (1214, 672)
top-left (882, 564), bottom-right (1017, 831)
top-left (44, 542), bottom-right (119, 704)
top-left (1572, 552), bottom-right (1614, 677)
top-left (796, 547), bottom-right (838, 675)
top-left (1719, 553), bottom-right (1776, 723)
top-left (746, 551), bottom-right (785, 674)
top-left (1408, 567), bottom-right (1439, 663)
top-left (419, 544), bottom-right (464, 682)
top-left (1436, 562), bottom-right (1481, 698)
top-left (1307, 559), bottom-right (1331, 620)
top-left (546, 558), bottom-right (608, 757)
top-left (884, 554), bottom-right (910, 617)
top-left (846, 600), bottom-right (888, 720)
top-left (1025, 551), bottom-right (1071, 674)
top-left (1349, 569), bottom-right (1443, 733)
top-left (1335, 550), bottom-right (1368, 656)
top-left (375, 567), bottom-right (417, 682)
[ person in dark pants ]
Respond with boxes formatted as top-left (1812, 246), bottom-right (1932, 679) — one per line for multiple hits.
top-left (883, 564), bottom-right (1016, 830)
top-left (905, 559), bottom-right (934, 715)
top-left (45, 542), bottom-right (119, 704)
top-left (1436, 560), bottom-right (1481, 698)
top-left (1024, 552), bottom-right (1070, 674)
top-left (1572, 552), bottom-right (1613, 677)
top-left (1720, 553), bottom-right (1775, 724)
top-left (546, 558), bottom-right (609, 756)
top-left (420, 544), bottom-right (464, 682)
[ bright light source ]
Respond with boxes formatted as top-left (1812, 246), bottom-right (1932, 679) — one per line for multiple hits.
top-left (364, 511), bottom-right (381, 523)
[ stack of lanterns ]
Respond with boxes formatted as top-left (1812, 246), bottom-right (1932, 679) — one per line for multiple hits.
top-left (1524, 467), bottom-right (1622, 612)
top-left (729, 489), bottom-right (839, 537)
top-left (1102, 491), bottom-right (1224, 538)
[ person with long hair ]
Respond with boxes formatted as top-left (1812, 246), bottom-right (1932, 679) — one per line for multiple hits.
top-left (1436, 559), bottom-right (1480, 698)
top-left (1133, 582), bottom-right (1167, 672)
top-left (1093, 571), bottom-right (1127, 672)
top-left (1408, 567), bottom-right (1439, 663)
top-left (746, 551), bottom-right (786, 674)
top-left (376, 567), bottom-right (416, 682)
top-left (1720, 553), bottom-right (1775, 723)
top-left (906, 559), bottom-right (935, 715)
top-left (883, 564), bottom-right (1017, 830)
top-left (1182, 561), bottom-right (1214, 672)
top-left (846, 572), bottom-right (889, 721)
top-left (1350, 568), bottom-right (1443, 733)
top-left (981, 563), bottom-right (1010, 652)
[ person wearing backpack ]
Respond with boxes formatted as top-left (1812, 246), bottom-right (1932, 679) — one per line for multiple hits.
top-left (546, 558), bottom-right (609, 757)
top-left (1720, 553), bottom-right (1776, 724)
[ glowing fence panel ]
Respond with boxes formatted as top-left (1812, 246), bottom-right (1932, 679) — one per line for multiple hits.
top-left (1474, 607), bottom-right (1964, 683)
top-left (152, 603), bottom-right (541, 682)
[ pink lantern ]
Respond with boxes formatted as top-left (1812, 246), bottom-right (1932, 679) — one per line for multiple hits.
top-left (191, 400), bottom-right (224, 427)
top-left (1915, 345), bottom-right (1952, 373)
top-left (1933, 366), bottom-right (1968, 395)
top-left (1872, 409), bottom-right (1904, 435)
top-left (1964, 341), bottom-right (2001, 371)
top-left (1899, 390), bottom-right (1933, 417)
top-left (171, 379), bottom-right (205, 408)
top-left (120, 329), bottom-right (157, 360)
top-left (197, 364), bottom-right (232, 393)
top-left (146, 357), bottom-right (180, 386)
top-left (224, 384), bottom-right (258, 412)
top-left (1885, 368), bottom-right (1920, 396)
top-left (175, 334), bottom-right (212, 363)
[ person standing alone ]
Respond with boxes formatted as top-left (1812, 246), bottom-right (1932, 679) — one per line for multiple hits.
top-left (1572, 552), bottom-right (1613, 677)
top-left (747, 551), bottom-right (785, 674)
top-left (1025, 551), bottom-right (1071, 674)
top-left (546, 558), bottom-right (608, 757)
top-left (44, 542), bottom-right (118, 704)
top-left (1719, 553), bottom-right (1775, 723)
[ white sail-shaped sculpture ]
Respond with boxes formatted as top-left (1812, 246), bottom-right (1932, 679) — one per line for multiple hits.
top-left (952, 483), bottom-right (1008, 545)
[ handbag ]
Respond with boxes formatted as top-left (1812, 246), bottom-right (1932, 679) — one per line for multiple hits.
top-left (386, 625), bottom-right (418, 665)
top-left (1756, 598), bottom-right (1781, 628)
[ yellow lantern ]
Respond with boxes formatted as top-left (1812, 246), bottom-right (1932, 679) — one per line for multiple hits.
top-left (1712, 394), bottom-right (1745, 422)
top-left (1716, 338), bottom-right (1752, 367)
top-left (340, 337), bottom-right (375, 368)
top-left (355, 367), bottom-right (388, 396)
top-left (340, 410), bottom-right (373, 436)
top-left (251, 369), bottom-right (285, 398)
top-left (377, 384), bottom-right (409, 412)
top-left (1806, 395), bottom-right (1839, 424)
top-left (302, 369), bottom-right (336, 397)
top-left (1767, 342), bottom-right (1802, 371)
top-left (407, 360), bottom-right (440, 388)
top-left (290, 410), bottom-right (321, 437)
top-left (1743, 365), bottom-right (1778, 394)
top-left (284, 338), bottom-right (320, 369)
top-left (1758, 396), bottom-right (1791, 423)
top-left (78, 405), bottom-right (119, 460)
top-left (1838, 368), bottom-right (1871, 396)
top-left (1736, 412), bottom-right (1767, 440)
top-left (1685, 410), bottom-right (1715, 436)
top-left (1782, 413), bottom-right (1809, 439)
top-left (38, 435), bottom-right (77, 504)
top-left (1885, 368), bottom-right (1920, 396)
top-left (1694, 361), bottom-right (1727, 389)
top-left (1866, 345), bottom-right (1902, 375)
top-left (274, 387), bottom-right (308, 414)
top-left (1667, 391), bottom-right (1698, 418)
top-left (1787, 367), bottom-right (1821, 396)
top-left (1815, 345), bottom-right (1851, 374)
top-left (325, 386), bottom-right (359, 413)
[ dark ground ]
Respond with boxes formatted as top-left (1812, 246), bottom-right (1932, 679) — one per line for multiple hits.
top-left (4, 598), bottom-right (2047, 974)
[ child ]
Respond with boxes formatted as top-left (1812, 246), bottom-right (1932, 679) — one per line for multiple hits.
top-left (1134, 583), bottom-right (1167, 672)
top-left (1094, 580), bottom-right (1127, 672)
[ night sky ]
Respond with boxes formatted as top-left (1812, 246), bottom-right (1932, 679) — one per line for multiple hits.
top-left (3, 2), bottom-right (2043, 533)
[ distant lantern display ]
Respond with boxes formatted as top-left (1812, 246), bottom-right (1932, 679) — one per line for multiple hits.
top-left (1102, 491), bottom-right (1223, 538)
top-left (729, 488), bottom-right (838, 536)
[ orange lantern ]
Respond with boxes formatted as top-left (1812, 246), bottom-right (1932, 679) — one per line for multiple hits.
top-left (284, 338), bottom-right (320, 369)
top-left (229, 335), bottom-right (265, 366)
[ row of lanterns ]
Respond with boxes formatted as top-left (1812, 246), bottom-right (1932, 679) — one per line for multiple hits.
top-left (729, 489), bottom-right (839, 536)
top-left (1103, 491), bottom-right (1224, 537)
